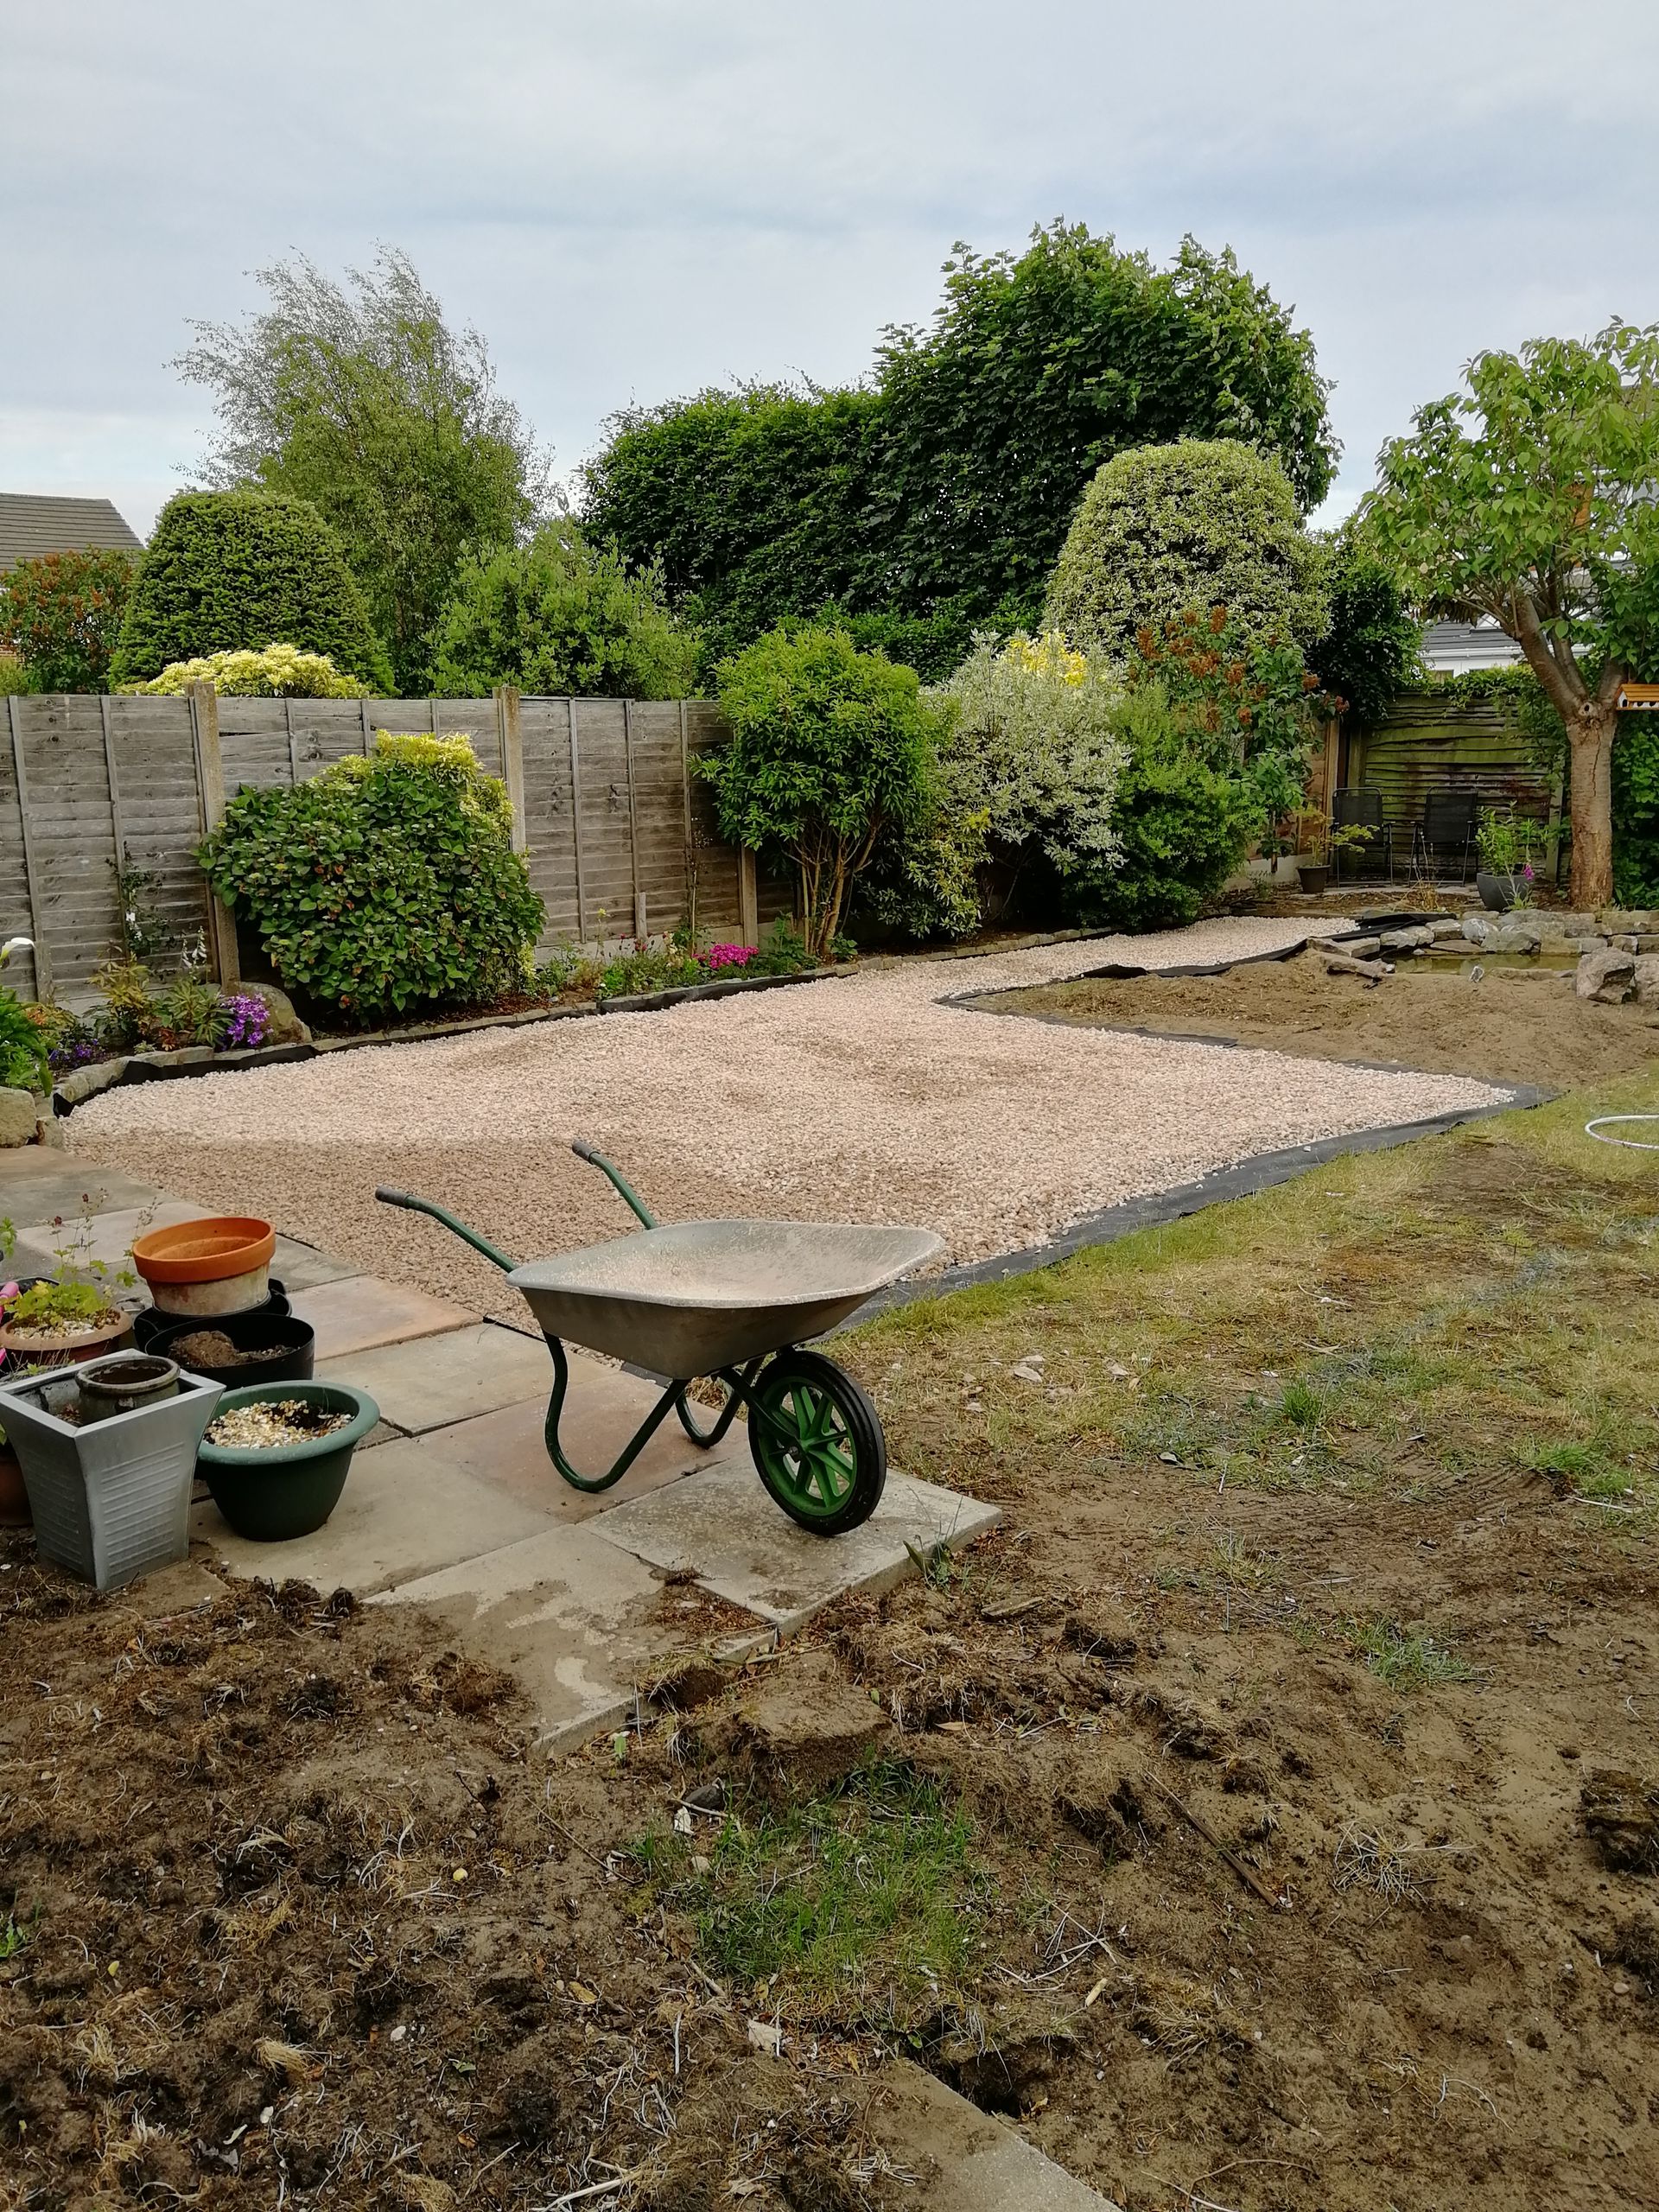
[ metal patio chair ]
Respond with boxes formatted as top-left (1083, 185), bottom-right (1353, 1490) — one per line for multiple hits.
top-left (1332, 787), bottom-right (1393, 883)
top-left (1412, 789), bottom-right (1481, 886)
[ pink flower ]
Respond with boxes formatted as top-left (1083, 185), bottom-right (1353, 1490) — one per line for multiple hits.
top-left (0, 1281), bottom-right (17, 1305)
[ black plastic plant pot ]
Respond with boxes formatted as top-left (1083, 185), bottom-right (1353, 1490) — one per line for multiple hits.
top-left (197, 1381), bottom-right (378, 1542)
top-left (135, 1279), bottom-right (290, 1351)
top-left (146, 1311), bottom-right (315, 1389)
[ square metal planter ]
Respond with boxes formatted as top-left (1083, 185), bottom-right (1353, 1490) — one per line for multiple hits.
top-left (0, 1357), bottom-right (224, 1591)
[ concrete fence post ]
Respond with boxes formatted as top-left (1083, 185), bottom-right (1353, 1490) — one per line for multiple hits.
top-left (495, 686), bottom-right (528, 855)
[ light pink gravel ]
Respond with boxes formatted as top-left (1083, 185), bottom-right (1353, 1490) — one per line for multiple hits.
top-left (67, 919), bottom-right (1512, 1326)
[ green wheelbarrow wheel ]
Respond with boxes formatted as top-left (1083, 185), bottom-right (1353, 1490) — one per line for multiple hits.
top-left (747, 1348), bottom-right (886, 1536)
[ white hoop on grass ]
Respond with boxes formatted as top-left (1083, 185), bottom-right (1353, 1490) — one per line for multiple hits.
top-left (1584, 1114), bottom-right (1659, 1151)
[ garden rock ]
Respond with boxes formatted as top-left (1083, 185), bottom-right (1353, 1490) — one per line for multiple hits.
top-left (1633, 957), bottom-right (1659, 1007)
top-left (1341, 935), bottom-right (1382, 958)
top-left (1379, 925), bottom-right (1436, 952)
top-left (245, 982), bottom-right (310, 1046)
top-left (0, 1086), bottom-right (40, 1146)
top-left (1536, 911), bottom-right (1597, 938)
top-left (1490, 918), bottom-right (1543, 955)
top-left (1460, 914), bottom-right (1491, 945)
top-left (1599, 910), bottom-right (1659, 934)
top-left (1428, 918), bottom-right (1465, 940)
top-left (55, 1058), bottom-right (129, 1107)
top-left (1576, 948), bottom-right (1637, 1005)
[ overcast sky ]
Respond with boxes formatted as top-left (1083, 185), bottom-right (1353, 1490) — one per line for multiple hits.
top-left (5, 0), bottom-right (1657, 538)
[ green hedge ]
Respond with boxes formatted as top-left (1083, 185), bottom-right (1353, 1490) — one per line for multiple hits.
top-left (112, 491), bottom-right (391, 689)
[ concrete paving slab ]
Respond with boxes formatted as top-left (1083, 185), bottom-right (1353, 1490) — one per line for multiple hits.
top-left (289, 1273), bottom-right (480, 1360)
top-left (191, 1433), bottom-right (554, 1596)
top-left (318, 1320), bottom-right (559, 1433)
top-left (864, 2060), bottom-right (1123, 2212)
top-left (271, 1235), bottom-right (361, 1291)
top-left (12, 1198), bottom-right (210, 1287)
top-left (365, 1523), bottom-right (673, 1755)
top-left (410, 1391), bottom-right (715, 1521)
top-left (0, 1152), bottom-right (163, 1223)
top-left (589, 1459), bottom-right (1001, 1631)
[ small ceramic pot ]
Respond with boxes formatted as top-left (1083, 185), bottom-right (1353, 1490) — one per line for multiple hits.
top-left (77, 1354), bottom-right (182, 1425)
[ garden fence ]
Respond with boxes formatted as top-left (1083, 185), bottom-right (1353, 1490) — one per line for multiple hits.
top-left (1, 688), bottom-right (785, 1001)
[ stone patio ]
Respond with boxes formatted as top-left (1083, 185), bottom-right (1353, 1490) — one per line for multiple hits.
top-left (0, 1146), bottom-right (999, 1754)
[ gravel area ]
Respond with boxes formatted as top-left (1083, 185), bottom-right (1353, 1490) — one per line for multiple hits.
top-left (67, 919), bottom-right (1512, 1325)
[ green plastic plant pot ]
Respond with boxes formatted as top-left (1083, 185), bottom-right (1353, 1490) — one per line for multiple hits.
top-left (197, 1381), bottom-right (379, 1542)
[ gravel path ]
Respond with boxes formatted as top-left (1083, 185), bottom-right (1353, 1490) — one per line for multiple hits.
top-left (67, 920), bottom-right (1512, 1325)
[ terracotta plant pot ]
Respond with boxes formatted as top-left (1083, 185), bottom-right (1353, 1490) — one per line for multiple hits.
top-left (131, 1217), bottom-right (276, 1318)
top-left (0, 1307), bottom-right (136, 1372)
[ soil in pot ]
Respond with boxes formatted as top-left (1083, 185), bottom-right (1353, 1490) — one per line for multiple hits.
top-left (0, 1307), bottom-right (135, 1370)
top-left (149, 1313), bottom-right (315, 1389)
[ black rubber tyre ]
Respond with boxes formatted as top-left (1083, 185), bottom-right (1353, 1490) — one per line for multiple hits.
top-left (747, 1348), bottom-right (887, 1535)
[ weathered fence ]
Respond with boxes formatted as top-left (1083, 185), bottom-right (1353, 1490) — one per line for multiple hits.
top-left (1340, 689), bottom-right (1567, 875)
top-left (1, 690), bottom-right (786, 1001)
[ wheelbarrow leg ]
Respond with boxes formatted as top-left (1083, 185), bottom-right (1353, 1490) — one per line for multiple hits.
top-left (540, 1335), bottom-right (690, 1493)
top-left (674, 1363), bottom-right (760, 1449)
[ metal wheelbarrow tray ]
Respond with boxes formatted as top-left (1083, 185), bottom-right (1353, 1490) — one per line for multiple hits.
top-left (377, 1143), bottom-right (942, 1537)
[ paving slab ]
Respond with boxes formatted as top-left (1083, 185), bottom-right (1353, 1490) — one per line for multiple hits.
top-left (191, 1433), bottom-right (554, 1596)
top-left (0, 1152), bottom-right (163, 1223)
top-left (366, 1523), bottom-right (680, 1755)
top-left (589, 1459), bottom-right (1001, 1631)
top-left (318, 1320), bottom-right (561, 1433)
top-left (410, 1389), bottom-right (718, 1521)
top-left (864, 2060), bottom-right (1123, 2212)
top-left (289, 1273), bottom-right (480, 1359)
top-left (270, 1235), bottom-right (361, 1291)
top-left (12, 1198), bottom-right (210, 1287)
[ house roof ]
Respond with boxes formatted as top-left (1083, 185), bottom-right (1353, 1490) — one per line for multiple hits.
top-left (0, 493), bottom-right (143, 573)
top-left (1421, 618), bottom-right (1524, 675)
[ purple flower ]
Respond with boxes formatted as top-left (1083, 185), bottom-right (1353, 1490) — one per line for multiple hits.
top-left (705, 943), bottom-right (755, 971)
top-left (220, 992), bottom-right (271, 1049)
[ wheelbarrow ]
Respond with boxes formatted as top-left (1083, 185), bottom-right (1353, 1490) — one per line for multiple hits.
top-left (374, 1143), bottom-right (943, 1536)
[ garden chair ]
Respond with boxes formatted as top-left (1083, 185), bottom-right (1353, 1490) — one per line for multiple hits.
top-left (1332, 787), bottom-right (1393, 883)
top-left (1412, 789), bottom-right (1481, 886)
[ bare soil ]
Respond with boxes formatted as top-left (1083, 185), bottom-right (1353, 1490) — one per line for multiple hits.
top-left (988, 945), bottom-right (1659, 1089)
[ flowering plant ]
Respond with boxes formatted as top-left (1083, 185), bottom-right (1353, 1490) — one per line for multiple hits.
top-left (704, 943), bottom-right (755, 971)
top-left (220, 993), bottom-right (272, 1049)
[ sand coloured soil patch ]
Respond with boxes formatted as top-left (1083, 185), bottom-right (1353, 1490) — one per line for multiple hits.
top-left (991, 944), bottom-right (1659, 1088)
top-left (65, 920), bottom-right (1507, 1326)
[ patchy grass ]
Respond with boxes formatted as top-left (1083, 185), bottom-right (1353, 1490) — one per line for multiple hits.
top-left (645, 1762), bottom-right (990, 2022)
top-left (843, 1072), bottom-right (1659, 1534)
top-left (1345, 1618), bottom-right (1480, 1690)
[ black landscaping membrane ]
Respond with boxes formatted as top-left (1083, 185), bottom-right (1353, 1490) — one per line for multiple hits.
top-left (846, 1085), bottom-right (1552, 1325)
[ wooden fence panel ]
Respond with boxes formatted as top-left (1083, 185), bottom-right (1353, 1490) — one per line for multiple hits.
top-left (11, 696), bottom-right (122, 988)
top-left (519, 697), bottom-right (582, 944)
top-left (1347, 692), bottom-right (1563, 853)
top-left (3, 692), bottom-right (774, 998)
top-left (105, 694), bottom-right (213, 959)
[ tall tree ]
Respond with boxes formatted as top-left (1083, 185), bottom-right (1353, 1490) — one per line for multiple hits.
top-left (583, 223), bottom-right (1337, 669)
top-left (177, 247), bottom-right (553, 690)
top-left (1366, 324), bottom-right (1659, 907)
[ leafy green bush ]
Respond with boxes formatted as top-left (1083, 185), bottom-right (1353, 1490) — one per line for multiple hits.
top-left (130, 645), bottom-right (368, 697)
top-left (1046, 440), bottom-right (1329, 663)
top-left (584, 226), bottom-right (1335, 661)
top-left (429, 525), bottom-right (696, 698)
top-left (1614, 725), bottom-right (1659, 906)
top-left (703, 626), bottom-right (941, 955)
top-left (0, 652), bottom-right (36, 696)
top-left (1059, 690), bottom-right (1263, 931)
top-left (200, 733), bottom-right (544, 1020)
top-left (0, 988), bottom-right (50, 1092)
top-left (111, 491), bottom-right (391, 689)
top-left (1309, 531), bottom-right (1422, 727)
top-left (0, 546), bottom-right (138, 691)
top-left (1128, 608), bottom-right (1331, 824)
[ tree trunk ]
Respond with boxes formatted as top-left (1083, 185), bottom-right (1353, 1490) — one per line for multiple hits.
top-left (1567, 708), bottom-right (1618, 911)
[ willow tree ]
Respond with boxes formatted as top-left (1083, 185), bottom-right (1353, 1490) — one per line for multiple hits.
top-left (1366, 324), bottom-right (1659, 908)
